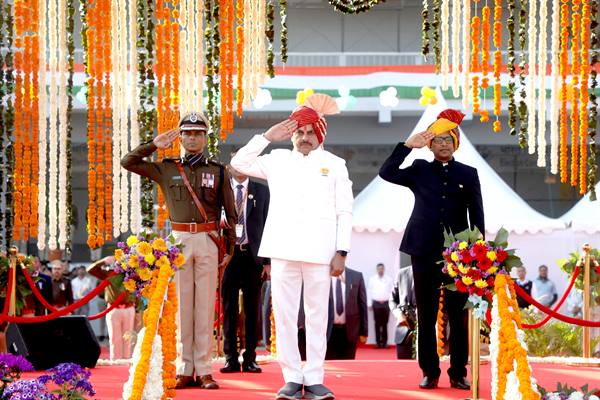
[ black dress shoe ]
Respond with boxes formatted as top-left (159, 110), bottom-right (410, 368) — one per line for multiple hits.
top-left (242, 361), bottom-right (262, 373)
top-left (419, 376), bottom-right (439, 389)
top-left (449, 377), bottom-right (471, 390)
top-left (219, 360), bottom-right (241, 373)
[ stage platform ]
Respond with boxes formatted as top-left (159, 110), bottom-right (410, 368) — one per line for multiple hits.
top-left (24, 346), bottom-right (600, 399)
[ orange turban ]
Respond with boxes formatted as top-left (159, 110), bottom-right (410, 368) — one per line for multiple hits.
top-left (428, 108), bottom-right (465, 149)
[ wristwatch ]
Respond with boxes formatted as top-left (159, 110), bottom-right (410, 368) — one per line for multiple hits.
top-left (336, 250), bottom-right (348, 257)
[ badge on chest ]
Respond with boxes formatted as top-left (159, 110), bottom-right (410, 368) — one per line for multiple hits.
top-left (201, 172), bottom-right (215, 188)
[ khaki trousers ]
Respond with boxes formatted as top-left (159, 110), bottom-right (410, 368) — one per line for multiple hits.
top-left (106, 305), bottom-right (135, 360)
top-left (172, 231), bottom-right (219, 376)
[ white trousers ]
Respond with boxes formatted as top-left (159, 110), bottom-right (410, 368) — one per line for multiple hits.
top-left (270, 258), bottom-right (330, 386)
top-left (173, 231), bottom-right (219, 376)
top-left (106, 306), bottom-right (135, 360)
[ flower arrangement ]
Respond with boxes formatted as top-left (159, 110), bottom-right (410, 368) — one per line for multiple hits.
top-left (540, 383), bottom-right (600, 400)
top-left (0, 354), bottom-right (34, 397)
top-left (2, 361), bottom-right (95, 400)
top-left (0, 253), bottom-right (36, 315)
top-left (114, 233), bottom-right (185, 298)
top-left (442, 227), bottom-right (522, 319)
top-left (558, 247), bottom-right (600, 299)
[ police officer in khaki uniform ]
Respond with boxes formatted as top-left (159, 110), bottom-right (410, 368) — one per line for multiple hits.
top-left (121, 112), bottom-right (237, 390)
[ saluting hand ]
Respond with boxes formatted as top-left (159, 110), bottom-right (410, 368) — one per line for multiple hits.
top-left (405, 130), bottom-right (435, 149)
top-left (153, 128), bottom-right (180, 149)
top-left (263, 119), bottom-right (299, 142)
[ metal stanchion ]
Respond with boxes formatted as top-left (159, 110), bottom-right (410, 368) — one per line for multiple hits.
top-left (582, 244), bottom-right (592, 359)
top-left (465, 308), bottom-right (481, 400)
top-left (8, 247), bottom-right (18, 317)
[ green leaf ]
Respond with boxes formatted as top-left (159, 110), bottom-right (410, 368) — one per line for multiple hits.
top-left (504, 254), bottom-right (523, 269)
top-left (443, 228), bottom-right (455, 247)
top-left (455, 230), bottom-right (470, 243)
top-left (445, 283), bottom-right (457, 291)
top-left (109, 273), bottom-right (124, 288)
top-left (493, 227), bottom-right (509, 248)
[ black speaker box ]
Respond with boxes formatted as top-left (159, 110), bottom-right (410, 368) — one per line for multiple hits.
top-left (6, 316), bottom-right (101, 370)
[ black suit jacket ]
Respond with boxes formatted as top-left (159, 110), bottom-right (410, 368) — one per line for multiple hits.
top-left (243, 180), bottom-right (270, 266)
top-left (327, 267), bottom-right (368, 343)
top-left (379, 143), bottom-right (485, 260)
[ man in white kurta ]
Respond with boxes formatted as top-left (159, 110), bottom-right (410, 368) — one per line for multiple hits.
top-left (231, 94), bottom-right (353, 400)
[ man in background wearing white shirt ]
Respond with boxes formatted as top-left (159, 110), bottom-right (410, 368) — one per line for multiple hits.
top-left (368, 263), bottom-right (394, 348)
top-left (532, 265), bottom-right (558, 308)
top-left (71, 266), bottom-right (94, 316)
top-left (231, 93), bottom-right (353, 400)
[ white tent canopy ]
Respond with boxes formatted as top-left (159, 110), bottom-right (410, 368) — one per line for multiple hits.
top-left (560, 184), bottom-right (600, 235)
top-left (352, 90), bottom-right (566, 236)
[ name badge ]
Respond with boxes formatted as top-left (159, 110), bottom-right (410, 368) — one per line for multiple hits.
top-left (201, 173), bottom-right (215, 188)
top-left (235, 224), bottom-right (244, 238)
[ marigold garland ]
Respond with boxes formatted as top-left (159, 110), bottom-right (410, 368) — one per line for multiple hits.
top-left (559, 0), bottom-right (570, 183)
top-left (13, 0), bottom-right (40, 243)
top-left (493, 274), bottom-right (540, 400)
top-left (158, 280), bottom-right (178, 399)
top-left (128, 262), bottom-right (172, 400)
top-left (436, 289), bottom-right (447, 357)
top-left (578, 0), bottom-right (591, 194)
top-left (570, 0), bottom-right (582, 188)
top-left (235, 0), bottom-right (245, 116)
top-left (219, 0), bottom-right (235, 138)
top-left (470, 14), bottom-right (481, 74)
top-left (588, 0), bottom-right (598, 200)
top-left (269, 300), bottom-right (276, 355)
top-left (492, 0), bottom-right (502, 132)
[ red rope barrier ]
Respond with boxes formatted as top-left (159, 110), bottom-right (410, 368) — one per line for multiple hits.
top-left (515, 284), bottom-right (600, 328)
top-left (0, 273), bottom-right (116, 323)
top-left (20, 267), bottom-right (59, 313)
top-left (87, 292), bottom-right (128, 321)
top-left (517, 265), bottom-right (581, 329)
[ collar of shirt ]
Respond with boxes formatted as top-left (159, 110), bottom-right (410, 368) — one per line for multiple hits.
top-left (183, 152), bottom-right (206, 164)
top-left (332, 270), bottom-right (346, 284)
top-left (231, 177), bottom-right (249, 191)
top-left (291, 146), bottom-right (324, 159)
top-left (433, 158), bottom-right (455, 168)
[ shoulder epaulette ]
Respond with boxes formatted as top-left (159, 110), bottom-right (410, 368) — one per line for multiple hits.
top-left (207, 159), bottom-right (224, 168)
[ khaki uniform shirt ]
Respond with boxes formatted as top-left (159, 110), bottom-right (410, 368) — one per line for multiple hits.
top-left (121, 141), bottom-right (237, 254)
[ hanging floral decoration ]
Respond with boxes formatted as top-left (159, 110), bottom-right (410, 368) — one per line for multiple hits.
top-left (460, 0), bottom-right (470, 110)
top-left (279, 0), bottom-right (288, 64)
top-left (236, 0), bottom-right (245, 116)
top-left (506, 0), bottom-right (517, 136)
top-left (179, 0), bottom-right (205, 118)
top-left (0, 2), bottom-right (15, 252)
top-left (588, 0), bottom-right (598, 201)
top-left (570, 0), bottom-right (582, 189)
top-left (436, 289), bottom-right (448, 357)
top-left (204, 0), bottom-right (221, 157)
top-left (219, 0), bottom-right (235, 138)
top-left (479, 5), bottom-right (491, 122)
top-left (536, 0), bottom-right (548, 166)
top-left (155, 0), bottom-right (181, 231)
top-left (578, 0), bottom-right (591, 194)
top-left (517, 1), bottom-right (528, 149)
top-left (549, 0), bottom-right (561, 175)
top-left (492, 0), bottom-right (502, 133)
top-left (450, 0), bottom-right (460, 97)
top-left (421, 0), bottom-right (431, 60)
top-left (66, 0), bottom-right (75, 253)
top-left (266, 0), bottom-right (275, 78)
top-left (84, 0), bottom-right (113, 249)
top-left (559, 0), bottom-right (569, 184)
top-left (327, 0), bottom-right (384, 14)
top-left (13, 0), bottom-right (40, 244)
top-left (526, 0), bottom-right (538, 156)
top-left (137, 0), bottom-right (157, 229)
top-left (432, 0), bottom-right (441, 73)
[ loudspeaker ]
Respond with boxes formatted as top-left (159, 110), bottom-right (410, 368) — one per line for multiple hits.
top-left (6, 316), bottom-right (101, 370)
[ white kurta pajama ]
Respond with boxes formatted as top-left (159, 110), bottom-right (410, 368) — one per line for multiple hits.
top-left (232, 134), bottom-right (353, 385)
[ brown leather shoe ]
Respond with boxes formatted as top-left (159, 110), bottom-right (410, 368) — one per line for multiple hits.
top-left (196, 374), bottom-right (219, 389)
top-left (175, 375), bottom-right (195, 389)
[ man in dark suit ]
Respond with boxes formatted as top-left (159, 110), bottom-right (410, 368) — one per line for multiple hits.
top-left (379, 109), bottom-right (484, 390)
top-left (326, 267), bottom-right (368, 360)
top-left (220, 151), bottom-right (270, 374)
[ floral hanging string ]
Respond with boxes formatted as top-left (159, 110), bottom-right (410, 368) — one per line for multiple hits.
top-left (492, 0), bottom-right (502, 133)
top-left (536, 0), bottom-right (548, 165)
top-left (578, 0), bottom-right (591, 194)
top-left (570, 0), bottom-right (582, 188)
top-left (559, 0), bottom-right (570, 183)
top-left (588, 0), bottom-right (598, 200)
top-left (549, 0), bottom-right (562, 174)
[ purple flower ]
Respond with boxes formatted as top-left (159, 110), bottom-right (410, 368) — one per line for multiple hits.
top-left (0, 354), bottom-right (34, 373)
top-left (39, 363), bottom-right (95, 397)
top-left (3, 379), bottom-right (55, 400)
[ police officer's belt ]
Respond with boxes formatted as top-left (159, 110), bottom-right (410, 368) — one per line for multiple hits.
top-left (171, 221), bottom-right (218, 233)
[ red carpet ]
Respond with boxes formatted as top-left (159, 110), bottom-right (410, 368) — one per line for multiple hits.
top-left (25, 346), bottom-right (600, 399)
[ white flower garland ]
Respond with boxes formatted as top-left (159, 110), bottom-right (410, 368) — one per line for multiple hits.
top-left (440, 0), bottom-right (450, 90)
top-left (179, 0), bottom-right (204, 115)
top-left (527, 0), bottom-right (538, 155)
top-left (119, 0), bottom-right (129, 235)
top-left (129, 0), bottom-right (141, 234)
top-left (451, 0), bottom-right (461, 98)
top-left (37, 0), bottom-right (48, 250)
top-left (47, 0), bottom-right (58, 250)
top-left (194, 1), bottom-right (204, 111)
top-left (537, 0), bottom-right (548, 167)
top-left (111, 0), bottom-right (122, 238)
top-left (122, 327), bottom-right (164, 400)
top-left (490, 292), bottom-right (500, 400)
top-left (461, 0), bottom-right (470, 109)
top-left (57, 0), bottom-right (68, 249)
top-left (549, 0), bottom-right (561, 174)
top-left (243, 0), bottom-right (253, 105)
